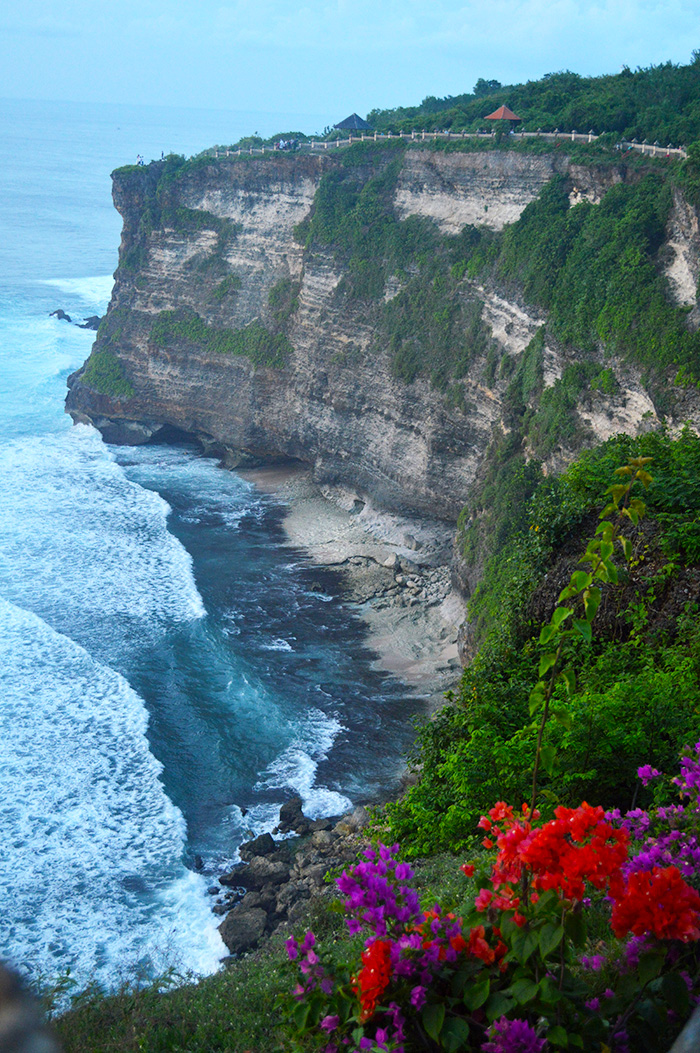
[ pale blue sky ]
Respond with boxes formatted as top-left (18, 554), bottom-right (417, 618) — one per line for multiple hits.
top-left (2, 0), bottom-right (699, 130)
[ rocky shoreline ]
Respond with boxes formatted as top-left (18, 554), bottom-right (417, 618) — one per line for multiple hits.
top-left (212, 797), bottom-right (369, 957)
top-left (239, 464), bottom-right (466, 711)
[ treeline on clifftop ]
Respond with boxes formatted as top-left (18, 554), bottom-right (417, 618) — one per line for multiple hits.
top-left (368, 53), bottom-right (700, 144)
top-left (387, 430), bottom-right (700, 856)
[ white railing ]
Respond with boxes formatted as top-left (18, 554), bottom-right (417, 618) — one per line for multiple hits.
top-left (212, 129), bottom-right (686, 160)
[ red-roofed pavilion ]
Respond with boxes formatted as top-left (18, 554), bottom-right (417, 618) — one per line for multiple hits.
top-left (484, 105), bottom-right (522, 122)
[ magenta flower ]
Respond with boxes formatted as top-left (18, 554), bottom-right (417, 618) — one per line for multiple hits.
top-left (637, 764), bottom-right (661, 786)
top-left (482, 1017), bottom-right (546, 1053)
top-left (320, 1015), bottom-right (339, 1033)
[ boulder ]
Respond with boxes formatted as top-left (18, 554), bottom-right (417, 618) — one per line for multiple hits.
top-left (234, 856), bottom-right (290, 890)
top-left (49, 308), bottom-right (71, 322)
top-left (218, 905), bottom-right (268, 954)
top-left (278, 796), bottom-right (305, 831)
top-left (239, 832), bottom-right (277, 861)
top-left (334, 805), bottom-right (370, 836)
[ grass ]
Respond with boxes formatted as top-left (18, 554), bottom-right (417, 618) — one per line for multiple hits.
top-left (52, 851), bottom-right (471, 1053)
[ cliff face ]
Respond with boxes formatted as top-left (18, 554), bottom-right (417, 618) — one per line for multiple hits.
top-left (66, 147), bottom-right (700, 532)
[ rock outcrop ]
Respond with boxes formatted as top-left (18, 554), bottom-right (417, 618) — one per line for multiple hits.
top-left (214, 797), bottom-right (369, 956)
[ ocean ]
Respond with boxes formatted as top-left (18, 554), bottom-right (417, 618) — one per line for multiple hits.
top-left (0, 97), bottom-right (417, 994)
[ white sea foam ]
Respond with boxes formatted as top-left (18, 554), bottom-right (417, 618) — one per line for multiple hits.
top-left (0, 426), bottom-right (206, 650)
top-left (255, 709), bottom-right (352, 819)
top-left (0, 597), bottom-right (225, 990)
top-left (261, 638), bottom-right (294, 652)
top-left (40, 275), bottom-right (115, 313)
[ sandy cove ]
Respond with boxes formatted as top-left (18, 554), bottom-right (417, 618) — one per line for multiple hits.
top-left (238, 465), bottom-right (465, 712)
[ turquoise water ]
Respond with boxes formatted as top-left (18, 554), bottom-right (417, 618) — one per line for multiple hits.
top-left (0, 98), bottom-right (415, 992)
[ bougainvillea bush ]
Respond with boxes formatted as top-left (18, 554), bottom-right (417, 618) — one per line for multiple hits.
top-left (282, 752), bottom-right (700, 1051)
top-left (281, 461), bottom-right (700, 1051)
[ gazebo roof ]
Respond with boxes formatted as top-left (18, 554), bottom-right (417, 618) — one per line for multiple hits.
top-left (484, 105), bottom-right (522, 122)
top-left (334, 113), bottom-right (373, 130)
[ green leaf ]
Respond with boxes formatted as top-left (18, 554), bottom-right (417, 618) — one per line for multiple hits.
top-left (441, 1017), bottom-right (472, 1052)
top-left (512, 927), bottom-right (539, 963)
top-left (661, 971), bottom-right (690, 1016)
top-left (573, 619), bottom-right (592, 643)
top-left (569, 571), bottom-right (592, 593)
top-left (485, 992), bottom-right (516, 1022)
top-left (539, 922), bottom-right (564, 957)
top-left (583, 586), bottom-right (601, 622)
top-left (552, 605), bottom-right (574, 628)
top-left (563, 909), bottom-right (586, 948)
top-left (508, 977), bottom-right (539, 1005)
top-left (292, 1002), bottom-right (311, 1031)
top-left (547, 1025), bottom-right (569, 1047)
top-left (638, 951), bottom-right (665, 985)
top-left (538, 975), bottom-right (561, 1005)
top-left (540, 744), bottom-right (557, 775)
top-left (568, 1036), bottom-right (584, 1050)
top-left (539, 623), bottom-right (556, 644)
top-left (539, 652), bottom-right (558, 677)
top-left (463, 978), bottom-right (490, 1011)
top-left (422, 1003), bottom-right (445, 1042)
top-left (529, 683), bottom-right (546, 715)
top-left (550, 705), bottom-right (573, 730)
top-left (561, 667), bottom-right (577, 696)
top-left (619, 536), bottom-right (632, 560)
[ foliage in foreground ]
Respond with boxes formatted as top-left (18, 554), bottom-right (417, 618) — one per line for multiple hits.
top-left (282, 460), bottom-right (700, 1052)
top-left (391, 432), bottom-right (700, 857)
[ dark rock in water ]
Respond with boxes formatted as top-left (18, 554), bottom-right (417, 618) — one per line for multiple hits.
top-left (78, 315), bottom-right (101, 330)
top-left (0, 962), bottom-right (61, 1052)
top-left (193, 854), bottom-right (204, 871)
top-left (278, 796), bottom-right (305, 832)
top-left (219, 905), bottom-right (268, 954)
top-left (49, 309), bottom-right (71, 323)
top-left (239, 832), bottom-right (276, 861)
top-left (207, 886), bottom-right (220, 895)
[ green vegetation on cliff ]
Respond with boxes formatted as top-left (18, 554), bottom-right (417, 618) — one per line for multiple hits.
top-left (388, 430), bottom-right (700, 856)
top-left (81, 350), bottom-right (134, 399)
top-left (150, 307), bottom-right (292, 367)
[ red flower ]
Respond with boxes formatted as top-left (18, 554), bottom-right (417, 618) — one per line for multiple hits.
top-left (467, 925), bottom-right (495, 965)
top-left (353, 939), bottom-right (392, 1021)
top-left (461, 863), bottom-right (475, 878)
top-left (611, 866), bottom-right (700, 942)
top-left (486, 802), bottom-right (629, 901)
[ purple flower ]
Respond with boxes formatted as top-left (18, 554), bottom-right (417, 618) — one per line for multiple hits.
top-left (580, 954), bottom-right (605, 972)
top-left (285, 936), bottom-right (298, 961)
top-left (585, 997), bottom-right (600, 1011)
top-left (410, 985), bottom-right (426, 1009)
top-left (637, 764), bottom-right (661, 786)
top-left (482, 1017), bottom-right (546, 1053)
top-left (320, 1015), bottom-right (339, 1033)
top-left (300, 931), bottom-right (315, 952)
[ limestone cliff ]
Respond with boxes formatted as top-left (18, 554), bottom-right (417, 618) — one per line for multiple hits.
top-left (65, 145), bottom-right (700, 575)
